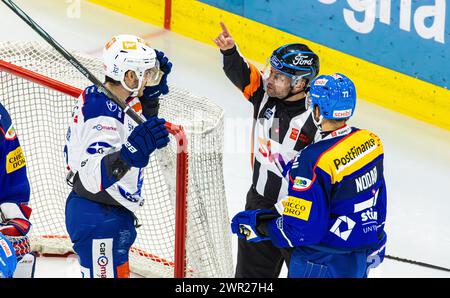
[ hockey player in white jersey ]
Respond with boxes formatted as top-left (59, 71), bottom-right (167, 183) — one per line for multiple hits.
top-left (64, 35), bottom-right (171, 278)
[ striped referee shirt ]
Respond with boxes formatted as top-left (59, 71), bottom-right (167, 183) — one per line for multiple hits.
top-left (221, 46), bottom-right (319, 203)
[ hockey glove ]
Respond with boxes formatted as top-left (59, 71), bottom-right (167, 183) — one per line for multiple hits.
top-left (231, 209), bottom-right (277, 243)
top-left (140, 50), bottom-right (172, 119)
top-left (120, 117), bottom-right (170, 168)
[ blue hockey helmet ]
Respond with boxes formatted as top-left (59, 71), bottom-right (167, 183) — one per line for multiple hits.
top-left (308, 73), bottom-right (356, 120)
top-left (269, 43), bottom-right (319, 85)
top-left (0, 234), bottom-right (17, 278)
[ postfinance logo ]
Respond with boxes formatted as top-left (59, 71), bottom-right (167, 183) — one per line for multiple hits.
top-left (6, 147), bottom-right (26, 173)
top-left (0, 238), bottom-right (13, 257)
top-left (282, 196), bottom-right (312, 221)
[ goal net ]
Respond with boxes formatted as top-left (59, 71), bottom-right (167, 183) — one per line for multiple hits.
top-left (0, 41), bottom-right (233, 278)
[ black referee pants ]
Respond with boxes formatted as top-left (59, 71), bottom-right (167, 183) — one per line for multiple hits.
top-left (235, 186), bottom-right (292, 278)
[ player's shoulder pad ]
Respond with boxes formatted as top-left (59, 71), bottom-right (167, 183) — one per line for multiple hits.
top-left (289, 145), bottom-right (320, 185)
top-left (81, 85), bottom-right (125, 123)
top-left (289, 135), bottom-right (341, 185)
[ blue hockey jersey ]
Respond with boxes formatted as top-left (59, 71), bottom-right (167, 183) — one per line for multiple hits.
top-left (65, 85), bottom-right (148, 213)
top-left (0, 102), bottom-right (30, 205)
top-left (268, 125), bottom-right (387, 252)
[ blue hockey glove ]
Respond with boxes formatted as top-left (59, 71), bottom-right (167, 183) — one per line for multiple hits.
top-left (120, 117), bottom-right (170, 168)
top-left (140, 50), bottom-right (172, 118)
top-left (231, 209), bottom-right (276, 243)
top-left (141, 50), bottom-right (172, 99)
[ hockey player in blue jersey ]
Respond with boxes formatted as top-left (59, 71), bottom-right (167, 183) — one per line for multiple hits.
top-left (64, 34), bottom-right (171, 278)
top-left (231, 73), bottom-right (387, 278)
top-left (0, 102), bottom-right (35, 278)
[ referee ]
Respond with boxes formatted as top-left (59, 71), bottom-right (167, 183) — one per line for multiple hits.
top-left (214, 22), bottom-right (320, 277)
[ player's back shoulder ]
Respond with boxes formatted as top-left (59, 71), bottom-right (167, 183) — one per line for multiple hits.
top-left (0, 101), bottom-right (15, 140)
top-left (81, 85), bottom-right (124, 123)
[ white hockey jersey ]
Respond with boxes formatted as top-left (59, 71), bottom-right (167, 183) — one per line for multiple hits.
top-left (64, 85), bottom-right (146, 213)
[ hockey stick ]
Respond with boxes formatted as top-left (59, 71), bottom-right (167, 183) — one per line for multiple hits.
top-left (385, 255), bottom-right (450, 273)
top-left (254, 214), bottom-right (450, 273)
top-left (1, 0), bottom-right (144, 125)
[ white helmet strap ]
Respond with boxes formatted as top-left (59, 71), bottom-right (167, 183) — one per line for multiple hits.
top-left (312, 111), bottom-right (323, 131)
top-left (120, 70), bottom-right (145, 97)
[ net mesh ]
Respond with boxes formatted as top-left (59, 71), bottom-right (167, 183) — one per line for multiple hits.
top-left (0, 41), bottom-right (233, 277)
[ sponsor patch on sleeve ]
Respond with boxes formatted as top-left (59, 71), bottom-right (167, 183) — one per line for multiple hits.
top-left (105, 37), bottom-right (116, 50)
top-left (6, 146), bottom-right (26, 174)
top-left (292, 176), bottom-right (312, 190)
top-left (289, 128), bottom-right (299, 141)
top-left (5, 125), bottom-right (16, 140)
top-left (282, 196), bottom-right (312, 221)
